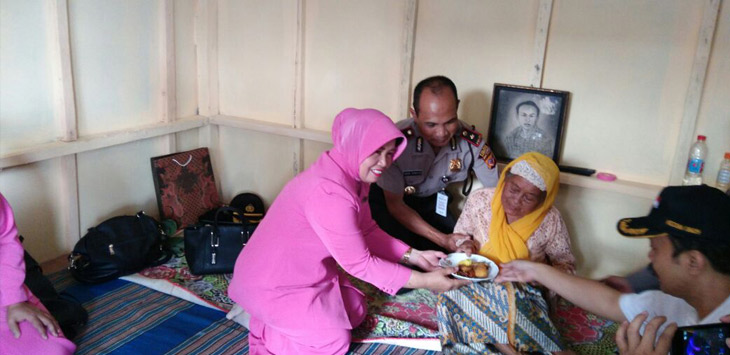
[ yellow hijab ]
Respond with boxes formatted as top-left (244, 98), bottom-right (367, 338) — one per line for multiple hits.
top-left (479, 152), bottom-right (560, 264)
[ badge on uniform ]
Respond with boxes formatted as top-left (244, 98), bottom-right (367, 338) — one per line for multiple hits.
top-left (436, 191), bottom-right (449, 217)
top-left (449, 158), bottom-right (462, 172)
top-left (479, 145), bottom-right (496, 169)
top-left (404, 186), bottom-right (416, 195)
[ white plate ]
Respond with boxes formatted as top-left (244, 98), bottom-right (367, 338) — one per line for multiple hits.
top-left (439, 253), bottom-right (499, 282)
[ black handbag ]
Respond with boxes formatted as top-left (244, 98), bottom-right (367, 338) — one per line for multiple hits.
top-left (184, 206), bottom-right (255, 275)
top-left (68, 211), bottom-right (172, 284)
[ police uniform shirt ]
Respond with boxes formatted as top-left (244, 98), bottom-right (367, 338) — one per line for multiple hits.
top-left (377, 118), bottom-right (499, 197)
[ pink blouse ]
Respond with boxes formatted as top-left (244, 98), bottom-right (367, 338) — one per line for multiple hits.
top-left (228, 108), bottom-right (412, 332)
top-left (0, 193), bottom-right (28, 308)
top-left (454, 188), bottom-right (575, 274)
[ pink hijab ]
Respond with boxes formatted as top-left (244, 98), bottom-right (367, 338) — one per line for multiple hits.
top-left (328, 108), bottom-right (407, 181)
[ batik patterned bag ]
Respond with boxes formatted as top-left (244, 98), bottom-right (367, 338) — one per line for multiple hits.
top-left (151, 148), bottom-right (221, 228)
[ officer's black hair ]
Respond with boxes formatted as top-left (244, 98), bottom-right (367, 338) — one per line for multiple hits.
top-left (515, 101), bottom-right (540, 117)
top-left (667, 233), bottom-right (730, 276)
top-left (412, 76), bottom-right (458, 116)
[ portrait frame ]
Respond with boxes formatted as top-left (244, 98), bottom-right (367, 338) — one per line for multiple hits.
top-left (487, 83), bottom-right (570, 164)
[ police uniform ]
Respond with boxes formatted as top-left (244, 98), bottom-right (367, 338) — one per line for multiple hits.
top-left (369, 118), bottom-right (499, 252)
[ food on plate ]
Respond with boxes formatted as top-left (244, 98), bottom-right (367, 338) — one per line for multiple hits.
top-left (457, 259), bottom-right (490, 278)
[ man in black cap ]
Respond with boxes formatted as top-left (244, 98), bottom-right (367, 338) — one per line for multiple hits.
top-left (495, 184), bottom-right (730, 354)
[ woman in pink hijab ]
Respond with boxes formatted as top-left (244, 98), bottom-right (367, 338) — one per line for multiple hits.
top-left (228, 108), bottom-right (468, 354)
top-left (1, 193), bottom-right (76, 355)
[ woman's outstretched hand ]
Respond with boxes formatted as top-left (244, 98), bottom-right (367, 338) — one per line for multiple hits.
top-left (423, 268), bottom-right (471, 292)
top-left (409, 249), bottom-right (446, 271)
top-left (405, 267), bottom-right (470, 292)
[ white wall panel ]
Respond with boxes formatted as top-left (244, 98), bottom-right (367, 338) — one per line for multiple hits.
top-left (176, 129), bottom-right (202, 153)
top-left (413, 0), bottom-right (538, 134)
top-left (303, 0), bottom-right (406, 130)
top-left (696, 2), bottom-right (730, 187)
top-left (217, 128), bottom-right (298, 205)
top-left (0, 0), bottom-right (56, 152)
top-left (1, 0), bottom-right (728, 273)
top-left (545, 0), bottom-right (704, 184)
top-left (218, 0), bottom-right (297, 124)
top-left (77, 138), bottom-right (167, 231)
top-left (175, 0), bottom-right (199, 118)
top-left (69, 0), bottom-right (162, 135)
top-left (554, 186), bottom-right (652, 278)
top-left (0, 160), bottom-right (68, 261)
top-left (302, 140), bottom-right (332, 172)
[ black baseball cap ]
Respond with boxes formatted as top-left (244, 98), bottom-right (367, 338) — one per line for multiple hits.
top-left (617, 185), bottom-right (730, 244)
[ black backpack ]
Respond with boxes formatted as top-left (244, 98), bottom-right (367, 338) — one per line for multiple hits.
top-left (68, 211), bottom-right (171, 283)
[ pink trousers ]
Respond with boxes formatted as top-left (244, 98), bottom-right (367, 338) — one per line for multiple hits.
top-left (248, 285), bottom-right (367, 355)
top-left (0, 287), bottom-right (76, 355)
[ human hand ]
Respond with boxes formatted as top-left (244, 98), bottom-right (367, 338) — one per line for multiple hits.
top-left (444, 233), bottom-right (472, 252)
top-left (422, 267), bottom-right (470, 292)
top-left (410, 249), bottom-right (446, 271)
top-left (494, 260), bottom-right (541, 284)
top-left (616, 312), bottom-right (676, 355)
top-left (601, 275), bottom-right (635, 293)
top-left (7, 301), bottom-right (60, 340)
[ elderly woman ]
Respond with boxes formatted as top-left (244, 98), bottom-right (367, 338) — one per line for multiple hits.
top-left (228, 108), bottom-right (468, 355)
top-left (437, 152), bottom-right (575, 354)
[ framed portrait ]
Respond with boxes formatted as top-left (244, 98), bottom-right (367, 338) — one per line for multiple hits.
top-left (487, 84), bottom-right (570, 163)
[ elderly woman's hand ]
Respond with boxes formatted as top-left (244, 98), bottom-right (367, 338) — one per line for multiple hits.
top-left (445, 233), bottom-right (473, 253)
top-left (455, 239), bottom-right (479, 256)
top-left (409, 249), bottom-right (446, 271)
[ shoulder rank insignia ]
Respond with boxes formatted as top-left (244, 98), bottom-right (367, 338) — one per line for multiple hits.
top-left (460, 126), bottom-right (482, 147)
top-left (401, 127), bottom-right (414, 138)
top-left (479, 145), bottom-right (496, 169)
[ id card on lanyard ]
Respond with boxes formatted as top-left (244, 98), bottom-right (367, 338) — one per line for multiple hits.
top-left (436, 175), bottom-right (450, 217)
top-left (436, 191), bottom-right (449, 217)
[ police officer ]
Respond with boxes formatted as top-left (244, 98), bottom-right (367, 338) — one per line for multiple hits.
top-left (369, 76), bottom-right (499, 253)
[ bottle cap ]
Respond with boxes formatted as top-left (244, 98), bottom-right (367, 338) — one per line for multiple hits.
top-left (698, 135), bottom-right (706, 141)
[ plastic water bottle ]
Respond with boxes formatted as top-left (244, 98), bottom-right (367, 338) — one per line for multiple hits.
top-left (682, 135), bottom-right (707, 186)
top-left (716, 152), bottom-right (730, 191)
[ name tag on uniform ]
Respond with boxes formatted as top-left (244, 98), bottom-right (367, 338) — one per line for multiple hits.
top-left (436, 191), bottom-right (449, 217)
top-left (403, 170), bottom-right (422, 177)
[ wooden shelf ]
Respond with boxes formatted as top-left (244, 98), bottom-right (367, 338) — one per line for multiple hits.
top-left (558, 172), bottom-right (661, 199)
top-left (211, 115), bottom-right (331, 144)
top-left (491, 164), bottom-right (663, 200)
top-left (0, 116), bottom-right (207, 169)
top-left (1, 114), bottom-right (662, 199)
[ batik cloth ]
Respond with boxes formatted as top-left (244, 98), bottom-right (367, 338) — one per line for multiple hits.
top-left (437, 281), bottom-right (564, 354)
